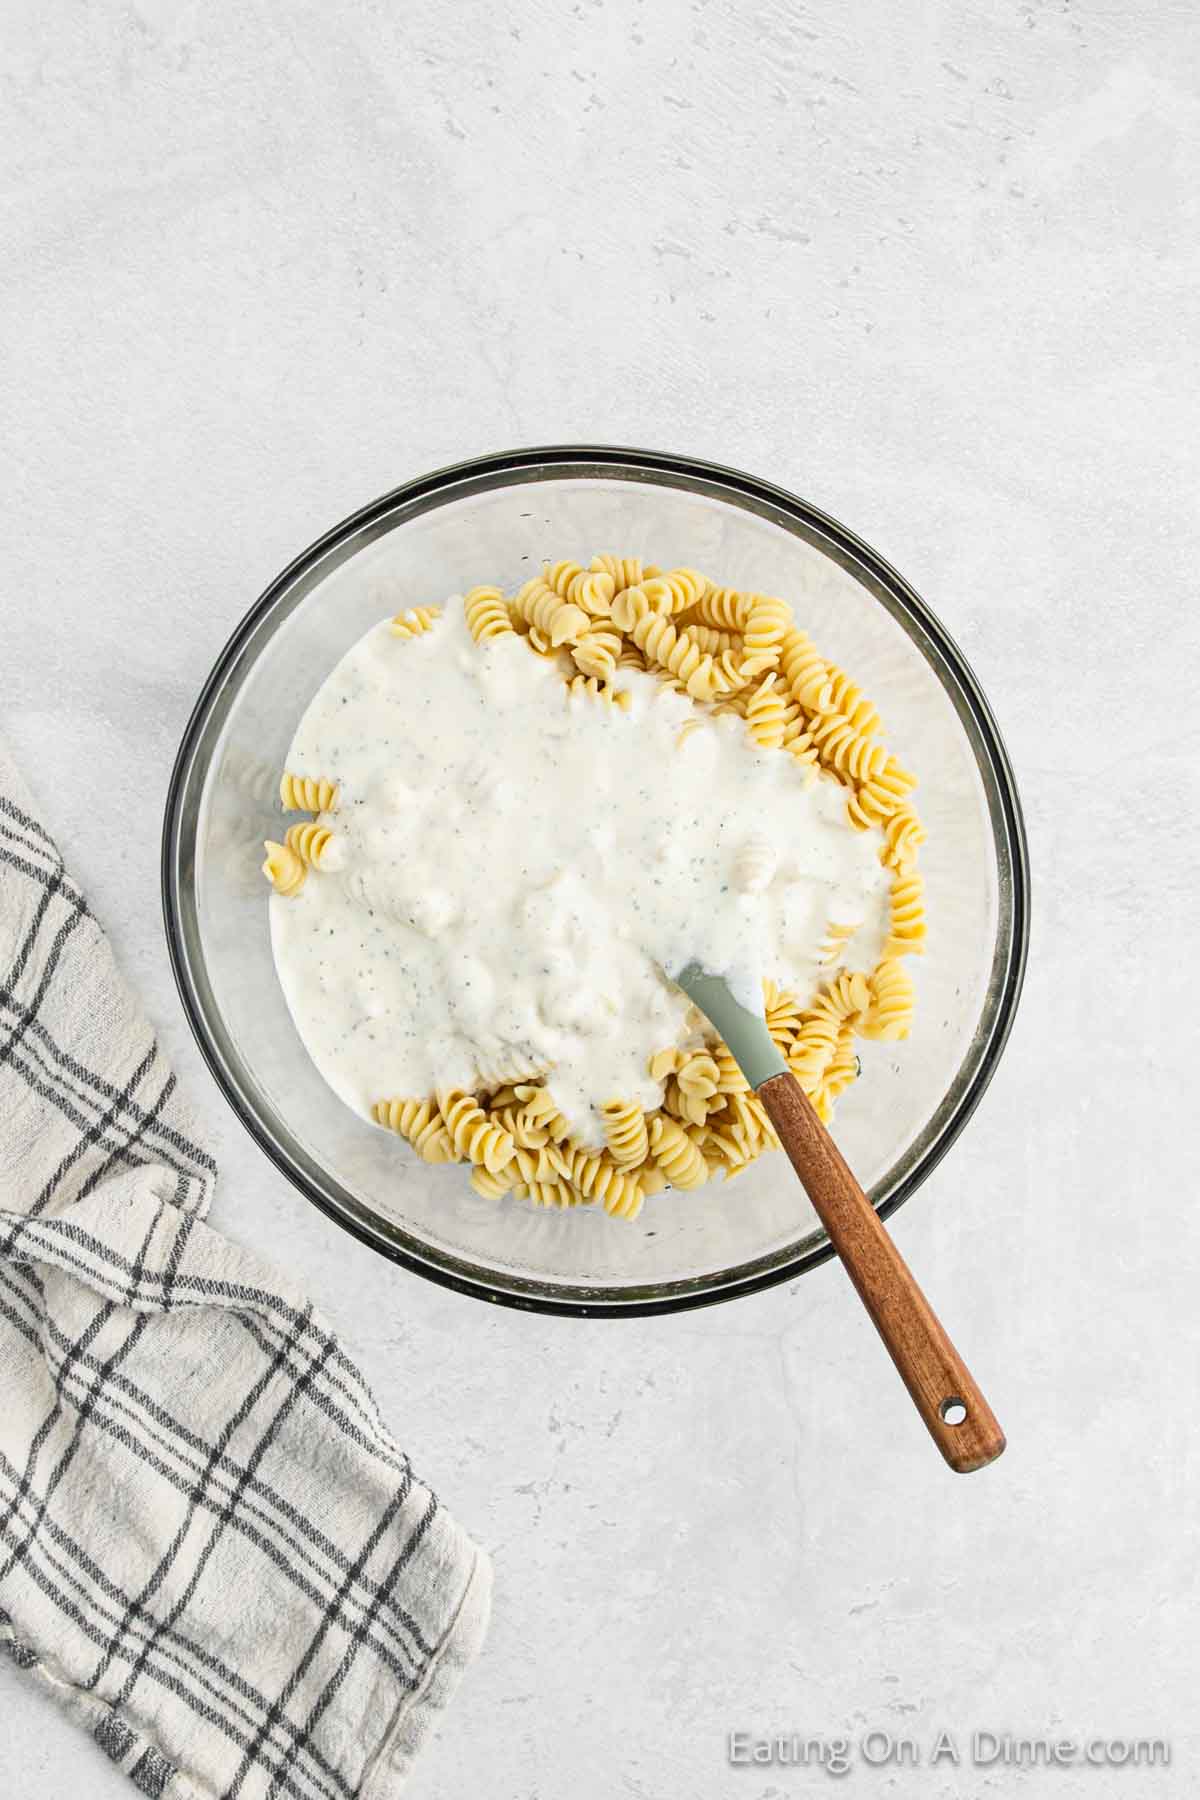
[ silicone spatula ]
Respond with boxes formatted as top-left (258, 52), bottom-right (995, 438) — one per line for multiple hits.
top-left (675, 963), bottom-right (1005, 1473)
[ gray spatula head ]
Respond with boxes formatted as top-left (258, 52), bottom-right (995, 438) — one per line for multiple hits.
top-left (671, 962), bottom-right (788, 1091)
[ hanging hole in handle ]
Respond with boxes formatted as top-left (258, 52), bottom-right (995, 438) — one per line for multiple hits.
top-left (940, 1397), bottom-right (968, 1426)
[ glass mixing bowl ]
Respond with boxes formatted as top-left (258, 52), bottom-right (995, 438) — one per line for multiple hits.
top-left (163, 446), bottom-right (1029, 1315)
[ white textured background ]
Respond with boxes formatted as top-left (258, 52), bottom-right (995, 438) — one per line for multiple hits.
top-left (2, 1), bottom-right (1197, 1796)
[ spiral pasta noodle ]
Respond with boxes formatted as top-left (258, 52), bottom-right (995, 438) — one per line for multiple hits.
top-left (819, 919), bottom-right (860, 966)
top-left (744, 674), bottom-right (800, 750)
top-left (590, 553), bottom-right (650, 590)
top-left (824, 666), bottom-right (880, 737)
top-left (787, 972), bottom-right (871, 1093)
top-left (689, 587), bottom-right (754, 632)
top-left (818, 1025), bottom-right (860, 1109)
top-left (678, 622), bottom-right (740, 658)
top-left (513, 1084), bottom-right (572, 1143)
top-left (284, 820), bottom-right (335, 869)
top-left (648, 1115), bottom-right (708, 1189)
top-left (784, 722), bottom-right (820, 775)
top-left (526, 1177), bottom-right (578, 1209)
top-left (861, 959), bottom-right (915, 1040)
top-left (565, 675), bottom-right (632, 711)
top-left (390, 605), bottom-right (441, 640)
top-left (704, 1092), bottom-right (778, 1174)
top-left (372, 1098), bottom-right (454, 1163)
top-left (598, 1099), bottom-right (649, 1168)
top-left (571, 624), bottom-right (622, 681)
top-left (279, 772), bottom-right (338, 813)
top-left (845, 756), bottom-right (919, 830)
top-left (464, 585), bottom-right (515, 643)
top-left (742, 595), bottom-right (791, 666)
top-left (883, 873), bottom-right (926, 958)
top-left (544, 559), bottom-right (616, 618)
top-left (630, 612), bottom-right (718, 702)
top-left (640, 567), bottom-right (707, 614)
top-left (513, 1144), bottom-right (564, 1188)
top-left (437, 1090), bottom-right (517, 1173)
top-left (879, 807), bottom-right (926, 872)
top-left (609, 583), bottom-right (653, 633)
top-left (809, 712), bottom-right (889, 783)
top-left (674, 1050), bottom-right (721, 1125)
top-left (262, 840), bottom-right (306, 896)
top-left (512, 577), bottom-right (589, 647)
top-left (733, 832), bottom-right (777, 895)
top-left (711, 1042), bottom-right (750, 1093)
top-left (470, 1164), bottom-right (517, 1199)
top-left (779, 628), bottom-right (834, 713)
top-left (763, 981), bottom-right (803, 1051)
top-left (556, 1144), bottom-right (644, 1219)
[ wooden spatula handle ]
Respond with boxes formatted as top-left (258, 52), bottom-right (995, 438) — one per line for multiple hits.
top-left (757, 1071), bottom-right (1005, 1473)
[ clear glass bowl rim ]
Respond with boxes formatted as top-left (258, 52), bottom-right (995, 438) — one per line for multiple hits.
top-left (161, 444), bottom-right (1031, 1317)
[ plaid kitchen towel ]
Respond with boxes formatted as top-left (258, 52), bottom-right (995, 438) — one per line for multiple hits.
top-left (0, 737), bottom-right (491, 1799)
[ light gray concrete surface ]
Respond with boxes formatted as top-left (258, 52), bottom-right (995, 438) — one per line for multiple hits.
top-left (2, 1), bottom-right (1197, 1795)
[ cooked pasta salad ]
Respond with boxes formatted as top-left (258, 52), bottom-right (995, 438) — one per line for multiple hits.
top-left (264, 556), bottom-right (926, 1220)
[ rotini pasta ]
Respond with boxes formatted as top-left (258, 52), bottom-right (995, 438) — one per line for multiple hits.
top-left (648, 1115), bottom-right (708, 1189)
top-left (513, 1083), bottom-right (572, 1143)
top-left (712, 1042), bottom-right (750, 1093)
top-left (571, 624), bottom-right (623, 681)
top-left (609, 583), bottom-right (653, 633)
top-left (674, 715), bottom-right (711, 751)
top-left (824, 666), bottom-right (881, 737)
top-left (512, 577), bottom-right (589, 647)
top-left (372, 1098), bottom-right (455, 1163)
top-left (883, 873), bottom-right (927, 958)
top-left (565, 675), bottom-right (632, 711)
top-left (556, 1144), bottom-right (644, 1219)
top-left (809, 712), bottom-right (889, 783)
top-left (744, 674), bottom-right (800, 750)
top-left (270, 547), bottom-right (927, 1220)
top-left (284, 820), bottom-right (335, 869)
top-left (845, 756), bottom-right (918, 830)
top-left (861, 959), bottom-right (916, 1040)
top-left (786, 971), bottom-right (872, 1094)
top-left (674, 1050), bottom-right (721, 1125)
top-left (678, 622), bottom-right (740, 659)
top-left (526, 1177), bottom-right (579, 1209)
top-left (630, 612), bottom-right (718, 701)
top-left (437, 1089), bottom-right (516, 1173)
top-left (470, 1164), bottom-right (517, 1199)
top-left (688, 587), bottom-right (755, 632)
top-left (741, 595), bottom-right (791, 667)
top-left (601, 1098), bottom-right (650, 1168)
top-left (390, 605), bottom-right (441, 640)
top-left (818, 919), bottom-right (860, 966)
top-left (640, 567), bottom-right (707, 614)
top-left (279, 772), bottom-right (338, 813)
top-left (778, 628), bottom-right (834, 713)
top-left (818, 1024), bottom-right (861, 1109)
top-left (879, 806), bottom-right (926, 872)
top-left (590, 553), bottom-right (649, 590)
top-left (763, 980), bottom-right (803, 1051)
top-left (733, 832), bottom-right (777, 895)
top-left (464, 585), bottom-right (515, 643)
top-left (784, 724), bottom-right (820, 775)
top-left (544, 559), bottom-right (616, 618)
top-left (262, 840), bottom-right (307, 896)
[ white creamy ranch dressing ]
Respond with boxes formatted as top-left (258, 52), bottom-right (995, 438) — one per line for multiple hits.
top-left (270, 600), bottom-right (890, 1148)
